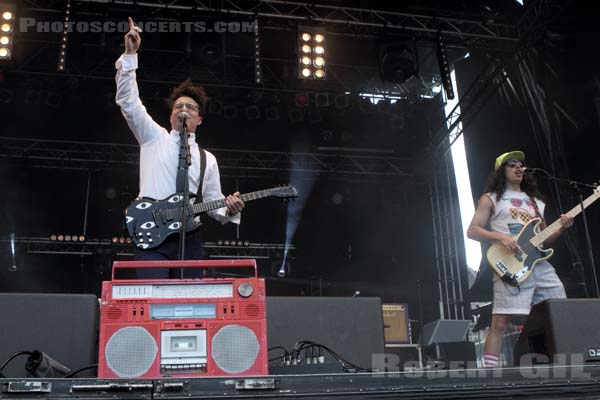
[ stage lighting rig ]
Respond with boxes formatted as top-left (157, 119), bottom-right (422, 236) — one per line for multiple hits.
top-left (436, 34), bottom-right (455, 100)
top-left (0, 2), bottom-right (15, 61)
top-left (57, 0), bottom-right (71, 71)
top-left (298, 26), bottom-right (326, 80)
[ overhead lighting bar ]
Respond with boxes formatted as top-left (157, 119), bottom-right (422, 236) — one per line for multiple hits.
top-left (298, 26), bottom-right (326, 80)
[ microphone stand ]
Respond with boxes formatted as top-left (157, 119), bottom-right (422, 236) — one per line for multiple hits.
top-left (178, 116), bottom-right (192, 277)
top-left (532, 168), bottom-right (599, 297)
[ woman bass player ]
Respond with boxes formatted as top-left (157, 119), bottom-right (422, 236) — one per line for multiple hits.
top-left (467, 151), bottom-right (574, 367)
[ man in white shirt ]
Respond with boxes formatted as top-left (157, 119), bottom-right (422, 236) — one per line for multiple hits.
top-left (115, 17), bottom-right (244, 277)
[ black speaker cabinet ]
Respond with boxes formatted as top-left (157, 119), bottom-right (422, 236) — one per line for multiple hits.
top-left (267, 297), bottom-right (385, 372)
top-left (514, 298), bottom-right (600, 365)
top-left (0, 293), bottom-right (99, 377)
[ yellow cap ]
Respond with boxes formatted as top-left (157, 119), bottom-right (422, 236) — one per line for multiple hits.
top-left (495, 151), bottom-right (525, 171)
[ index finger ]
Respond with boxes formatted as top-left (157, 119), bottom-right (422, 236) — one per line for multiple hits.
top-left (128, 17), bottom-right (135, 31)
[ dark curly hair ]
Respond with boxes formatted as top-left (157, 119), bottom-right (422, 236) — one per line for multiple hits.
top-left (484, 162), bottom-right (544, 203)
top-left (166, 78), bottom-right (208, 116)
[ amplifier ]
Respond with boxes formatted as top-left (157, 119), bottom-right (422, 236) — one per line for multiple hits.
top-left (98, 260), bottom-right (268, 379)
top-left (382, 303), bottom-right (410, 344)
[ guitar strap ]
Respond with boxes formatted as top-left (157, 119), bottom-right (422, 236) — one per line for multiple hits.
top-left (196, 148), bottom-right (207, 204)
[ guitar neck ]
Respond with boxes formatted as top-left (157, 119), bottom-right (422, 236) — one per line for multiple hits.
top-left (531, 190), bottom-right (600, 246)
top-left (190, 190), bottom-right (273, 214)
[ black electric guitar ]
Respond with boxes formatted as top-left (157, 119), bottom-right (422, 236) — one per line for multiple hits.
top-left (487, 186), bottom-right (600, 285)
top-left (125, 185), bottom-right (298, 250)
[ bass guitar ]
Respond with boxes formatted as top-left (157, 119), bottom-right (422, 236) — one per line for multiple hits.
top-left (487, 186), bottom-right (600, 285)
top-left (125, 185), bottom-right (298, 250)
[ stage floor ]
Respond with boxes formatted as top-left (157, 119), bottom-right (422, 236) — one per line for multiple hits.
top-left (3, 364), bottom-right (600, 399)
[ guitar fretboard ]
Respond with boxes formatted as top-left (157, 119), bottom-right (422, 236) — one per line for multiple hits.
top-left (191, 189), bottom-right (274, 214)
top-left (530, 190), bottom-right (600, 247)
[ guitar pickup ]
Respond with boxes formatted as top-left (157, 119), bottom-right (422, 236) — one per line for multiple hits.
top-left (514, 251), bottom-right (523, 262)
top-left (495, 261), bottom-right (509, 274)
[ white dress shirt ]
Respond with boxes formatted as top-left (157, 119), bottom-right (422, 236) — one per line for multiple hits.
top-left (115, 53), bottom-right (239, 225)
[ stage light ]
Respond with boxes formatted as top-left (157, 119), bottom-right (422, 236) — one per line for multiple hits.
top-left (244, 241), bottom-right (250, 246)
top-left (0, 3), bottom-right (12, 61)
top-left (57, 235), bottom-right (64, 241)
top-left (379, 40), bottom-right (418, 84)
top-left (64, 235), bottom-right (72, 242)
top-left (237, 240), bottom-right (243, 246)
top-left (111, 237), bottom-right (119, 244)
top-left (224, 240), bottom-right (230, 246)
top-left (118, 237), bottom-right (126, 244)
top-left (298, 26), bottom-right (326, 80)
top-left (217, 240), bottom-right (223, 245)
top-left (126, 237), bottom-right (132, 244)
top-left (50, 235), bottom-right (57, 241)
top-left (57, 0), bottom-right (71, 72)
top-left (436, 34), bottom-right (455, 100)
top-left (79, 235), bottom-right (86, 242)
top-left (71, 235), bottom-right (78, 242)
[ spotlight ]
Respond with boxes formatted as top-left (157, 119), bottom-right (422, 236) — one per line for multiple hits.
top-left (118, 237), bottom-right (126, 244)
top-left (298, 26), bottom-right (326, 80)
top-left (125, 237), bottom-right (132, 244)
top-left (295, 93), bottom-right (310, 108)
top-left (57, 235), bottom-right (64, 241)
top-left (71, 235), bottom-right (78, 242)
top-left (224, 240), bottom-right (230, 246)
top-left (379, 40), bottom-right (418, 84)
top-left (237, 240), bottom-right (243, 246)
top-left (50, 235), bottom-right (57, 241)
top-left (217, 240), bottom-right (224, 245)
top-left (65, 235), bottom-right (72, 242)
top-left (0, 1), bottom-right (13, 62)
top-left (244, 241), bottom-right (250, 246)
top-left (111, 237), bottom-right (118, 244)
top-left (78, 235), bottom-right (85, 242)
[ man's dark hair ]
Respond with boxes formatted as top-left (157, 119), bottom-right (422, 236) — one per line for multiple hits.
top-left (167, 78), bottom-right (208, 116)
top-left (484, 162), bottom-right (544, 204)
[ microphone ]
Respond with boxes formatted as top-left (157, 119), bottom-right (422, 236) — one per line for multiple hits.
top-left (352, 290), bottom-right (360, 297)
top-left (522, 167), bottom-right (538, 174)
top-left (178, 111), bottom-right (190, 122)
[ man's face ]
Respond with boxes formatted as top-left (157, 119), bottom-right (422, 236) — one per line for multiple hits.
top-left (504, 158), bottom-right (524, 184)
top-left (170, 96), bottom-right (202, 133)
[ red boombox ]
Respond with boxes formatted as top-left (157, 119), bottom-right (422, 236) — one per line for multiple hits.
top-left (98, 260), bottom-right (268, 379)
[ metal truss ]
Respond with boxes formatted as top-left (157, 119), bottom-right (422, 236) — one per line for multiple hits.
top-left (0, 136), bottom-right (413, 178)
top-left (66, 0), bottom-right (519, 47)
top-left (1, 236), bottom-right (294, 259)
top-left (424, 0), bottom-right (568, 163)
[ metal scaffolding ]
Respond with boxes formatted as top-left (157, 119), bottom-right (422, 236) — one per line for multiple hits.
top-left (0, 136), bottom-right (413, 178)
top-left (0, 236), bottom-right (294, 259)
top-left (429, 155), bottom-right (466, 321)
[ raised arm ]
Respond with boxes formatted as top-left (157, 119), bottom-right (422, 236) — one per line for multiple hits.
top-left (115, 17), bottom-right (163, 145)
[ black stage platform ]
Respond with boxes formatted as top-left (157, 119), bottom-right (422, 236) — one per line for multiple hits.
top-left (3, 365), bottom-right (600, 400)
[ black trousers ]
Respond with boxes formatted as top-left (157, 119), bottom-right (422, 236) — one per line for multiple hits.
top-left (134, 230), bottom-right (204, 279)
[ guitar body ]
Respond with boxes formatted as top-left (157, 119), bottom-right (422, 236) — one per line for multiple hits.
top-left (125, 193), bottom-right (201, 250)
top-left (486, 218), bottom-right (554, 285)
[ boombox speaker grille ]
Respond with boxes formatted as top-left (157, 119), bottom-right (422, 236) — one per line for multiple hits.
top-left (212, 325), bottom-right (259, 374)
top-left (105, 326), bottom-right (157, 378)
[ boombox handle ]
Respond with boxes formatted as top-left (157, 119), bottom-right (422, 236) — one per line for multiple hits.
top-left (111, 259), bottom-right (258, 280)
